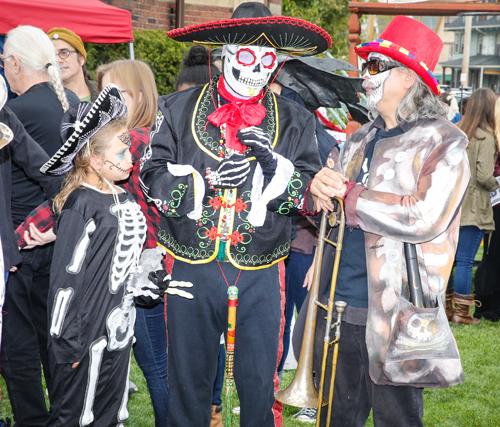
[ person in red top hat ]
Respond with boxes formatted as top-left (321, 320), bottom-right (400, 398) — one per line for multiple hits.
top-left (294, 16), bottom-right (471, 426)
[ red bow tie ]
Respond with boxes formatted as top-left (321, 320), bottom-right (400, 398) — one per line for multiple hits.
top-left (207, 78), bottom-right (267, 152)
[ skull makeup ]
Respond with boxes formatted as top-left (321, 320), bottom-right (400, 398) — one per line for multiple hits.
top-left (222, 44), bottom-right (278, 97)
top-left (362, 53), bottom-right (393, 112)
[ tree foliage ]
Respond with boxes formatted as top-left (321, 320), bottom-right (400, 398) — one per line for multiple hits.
top-left (282, 0), bottom-right (350, 59)
top-left (85, 30), bottom-right (188, 96)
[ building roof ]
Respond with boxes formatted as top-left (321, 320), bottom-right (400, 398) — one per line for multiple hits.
top-left (445, 15), bottom-right (500, 31)
top-left (440, 54), bottom-right (500, 69)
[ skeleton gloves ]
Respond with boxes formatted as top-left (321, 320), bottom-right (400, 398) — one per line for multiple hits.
top-left (134, 270), bottom-right (170, 309)
top-left (237, 127), bottom-right (277, 177)
top-left (206, 154), bottom-right (250, 189)
top-left (205, 127), bottom-right (276, 190)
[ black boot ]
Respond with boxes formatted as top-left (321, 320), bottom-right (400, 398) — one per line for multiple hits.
top-left (473, 294), bottom-right (492, 319)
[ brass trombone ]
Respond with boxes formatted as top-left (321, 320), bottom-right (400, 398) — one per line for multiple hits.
top-left (275, 197), bottom-right (347, 427)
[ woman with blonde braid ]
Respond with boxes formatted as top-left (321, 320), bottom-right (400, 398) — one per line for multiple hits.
top-left (0, 25), bottom-right (79, 427)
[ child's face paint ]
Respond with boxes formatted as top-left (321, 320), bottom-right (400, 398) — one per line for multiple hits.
top-left (101, 129), bottom-right (133, 182)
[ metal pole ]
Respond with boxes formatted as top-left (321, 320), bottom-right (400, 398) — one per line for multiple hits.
top-left (461, 15), bottom-right (472, 89)
top-left (176, 0), bottom-right (185, 29)
top-left (128, 42), bottom-right (135, 60)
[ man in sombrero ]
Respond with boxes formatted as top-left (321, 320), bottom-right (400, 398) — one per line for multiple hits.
top-left (301, 16), bottom-right (470, 426)
top-left (139, 2), bottom-right (331, 426)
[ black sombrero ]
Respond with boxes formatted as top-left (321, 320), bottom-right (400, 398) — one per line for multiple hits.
top-left (41, 84), bottom-right (127, 176)
top-left (167, 2), bottom-right (332, 56)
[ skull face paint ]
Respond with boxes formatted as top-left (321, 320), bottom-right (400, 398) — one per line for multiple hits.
top-left (362, 53), bottom-right (392, 112)
top-left (223, 44), bottom-right (278, 97)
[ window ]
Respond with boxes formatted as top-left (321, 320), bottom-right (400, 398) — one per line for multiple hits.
top-left (478, 15), bottom-right (488, 22)
top-left (496, 33), bottom-right (500, 55)
top-left (455, 32), bottom-right (464, 54)
top-left (478, 33), bottom-right (484, 55)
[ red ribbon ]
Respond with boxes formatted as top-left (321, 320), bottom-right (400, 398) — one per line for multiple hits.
top-left (208, 78), bottom-right (267, 151)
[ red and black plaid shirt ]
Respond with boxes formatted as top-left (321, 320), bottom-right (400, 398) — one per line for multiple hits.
top-left (16, 129), bottom-right (161, 251)
top-left (122, 127), bottom-right (161, 250)
top-left (15, 201), bottom-right (54, 249)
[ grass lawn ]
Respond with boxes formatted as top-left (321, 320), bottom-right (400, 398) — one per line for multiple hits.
top-left (1, 321), bottom-right (498, 427)
top-left (1, 250), bottom-right (497, 426)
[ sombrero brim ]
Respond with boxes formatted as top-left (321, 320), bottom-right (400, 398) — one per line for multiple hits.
top-left (355, 40), bottom-right (441, 95)
top-left (41, 84), bottom-right (127, 176)
top-left (167, 16), bottom-right (332, 56)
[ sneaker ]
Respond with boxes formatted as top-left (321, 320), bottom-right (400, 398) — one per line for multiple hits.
top-left (128, 380), bottom-right (138, 396)
top-left (232, 406), bottom-right (240, 415)
top-left (292, 407), bottom-right (317, 423)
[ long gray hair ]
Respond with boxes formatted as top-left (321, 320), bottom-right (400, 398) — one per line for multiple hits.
top-left (368, 61), bottom-right (446, 124)
top-left (396, 66), bottom-right (447, 123)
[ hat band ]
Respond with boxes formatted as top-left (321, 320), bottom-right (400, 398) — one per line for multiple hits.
top-left (356, 39), bottom-right (440, 94)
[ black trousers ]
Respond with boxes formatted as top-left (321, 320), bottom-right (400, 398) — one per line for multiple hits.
top-left (1, 244), bottom-right (53, 427)
top-left (166, 260), bottom-right (285, 427)
top-left (314, 319), bottom-right (424, 427)
top-left (475, 208), bottom-right (500, 311)
top-left (46, 338), bottom-right (132, 427)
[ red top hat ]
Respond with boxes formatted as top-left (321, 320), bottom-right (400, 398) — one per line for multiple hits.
top-left (355, 16), bottom-right (443, 95)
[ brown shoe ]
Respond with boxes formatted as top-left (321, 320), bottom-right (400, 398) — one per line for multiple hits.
top-left (211, 404), bottom-right (223, 427)
top-left (445, 290), bottom-right (454, 321)
top-left (451, 293), bottom-right (481, 326)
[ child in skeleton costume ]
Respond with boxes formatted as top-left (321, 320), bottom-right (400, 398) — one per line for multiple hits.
top-left (139, 3), bottom-right (330, 426)
top-left (41, 85), bottom-right (167, 427)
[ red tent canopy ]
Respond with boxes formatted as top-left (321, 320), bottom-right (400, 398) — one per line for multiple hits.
top-left (0, 0), bottom-right (133, 43)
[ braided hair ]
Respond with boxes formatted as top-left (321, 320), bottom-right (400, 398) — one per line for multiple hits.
top-left (5, 25), bottom-right (69, 111)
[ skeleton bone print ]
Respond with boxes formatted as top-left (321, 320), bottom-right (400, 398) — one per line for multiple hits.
top-left (47, 187), bottom-right (146, 427)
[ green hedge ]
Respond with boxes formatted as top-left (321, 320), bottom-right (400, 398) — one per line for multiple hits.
top-left (84, 30), bottom-right (189, 96)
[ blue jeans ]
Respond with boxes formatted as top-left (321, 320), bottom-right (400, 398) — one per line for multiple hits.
top-left (449, 226), bottom-right (485, 295)
top-left (212, 343), bottom-right (225, 406)
top-left (133, 303), bottom-right (169, 427)
top-left (278, 249), bottom-right (315, 375)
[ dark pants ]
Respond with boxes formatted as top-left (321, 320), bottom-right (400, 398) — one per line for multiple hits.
top-left (314, 320), bottom-right (424, 427)
top-left (166, 260), bottom-right (285, 427)
top-left (133, 303), bottom-right (169, 427)
top-left (475, 208), bottom-right (500, 311)
top-left (1, 244), bottom-right (53, 427)
top-left (47, 338), bottom-right (132, 427)
top-left (212, 343), bottom-right (226, 406)
top-left (278, 249), bottom-right (314, 375)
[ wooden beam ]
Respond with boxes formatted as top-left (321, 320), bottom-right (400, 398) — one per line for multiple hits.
top-left (348, 2), bottom-right (500, 17)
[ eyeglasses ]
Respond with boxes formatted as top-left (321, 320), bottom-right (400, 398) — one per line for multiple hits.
top-left (361, 58), bottom-right (401, 76)
top-left (0, 55), bottom-right (11, 68)
top-left (56, 49), bottom-right (78, 59)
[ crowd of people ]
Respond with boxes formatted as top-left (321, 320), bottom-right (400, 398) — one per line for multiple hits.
top-left (0, 2), bottom-right (499, 427)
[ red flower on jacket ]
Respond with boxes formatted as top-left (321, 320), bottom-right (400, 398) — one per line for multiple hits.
top-left (205, 227), bottom-right (221, 240)
top-left (233, 198), bottom-right (247, 213)
top-left (227, 231), bottom-right (244, 245)
top-left (209, 197), bottom-right (222, 210)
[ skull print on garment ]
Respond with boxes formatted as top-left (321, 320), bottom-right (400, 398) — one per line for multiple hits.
top-left (223, 44), bottom-right (278, 97)
top-left (47, 186), bottom-right (146, 427)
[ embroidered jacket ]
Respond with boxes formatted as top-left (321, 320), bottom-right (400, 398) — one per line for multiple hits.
top-left (335, 116), bottom-right (470, 388)
top-left (139, 80), bottom-right (322, 270)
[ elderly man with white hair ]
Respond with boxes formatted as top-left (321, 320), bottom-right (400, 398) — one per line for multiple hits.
top-left (0, 25), bottom-right (79, 427)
